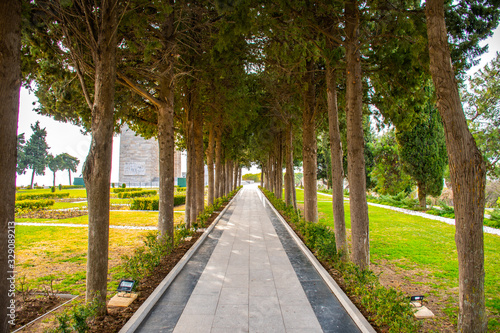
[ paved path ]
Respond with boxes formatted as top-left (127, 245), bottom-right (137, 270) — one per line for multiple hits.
top-left (131, 185), bottom-right (366, 333)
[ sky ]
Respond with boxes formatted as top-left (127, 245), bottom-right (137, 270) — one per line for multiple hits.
top-left (15, 27), bottom-right (500, 187)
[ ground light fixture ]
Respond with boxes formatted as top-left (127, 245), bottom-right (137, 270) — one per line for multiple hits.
top-left (117, 279), bottom-right (135, 294)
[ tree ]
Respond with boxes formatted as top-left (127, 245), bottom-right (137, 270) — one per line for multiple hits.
top-left (464, 52), bottom-right (500, 178)
top-left (21, 121), bottom-right (50, 188)
top-left (59, 153), bottom-right (79, 186)
top-left (371, 130), bottom-right (414, 196)
top-left (396, 96), bottom-right (448, 207)
top-left (345, 0), bottom-right (370, 269)
top-left (16, 133), bottom-right (26, 175)
top-left (27, 0), bottom-right (121, 313)
top-left (426, 0), bottom-right (498, 330)
top-left (47, 154), bottom-right (63, 188)
top-left (0, 1), bottom-right (21, 332)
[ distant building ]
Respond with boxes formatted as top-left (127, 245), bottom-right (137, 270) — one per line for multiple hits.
top-left (119, 124), bottom-right (182, 186)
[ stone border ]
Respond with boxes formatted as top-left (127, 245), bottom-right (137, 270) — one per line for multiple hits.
top-left (259, 190), bottom-right (376, 333)
top-left (119, 190), bottom-right (242, 333)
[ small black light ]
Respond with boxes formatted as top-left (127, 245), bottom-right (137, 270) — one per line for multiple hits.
top-left (117, 279), bottom-right (135, 293)
top-left (410, 295), bottom-right (424, 307)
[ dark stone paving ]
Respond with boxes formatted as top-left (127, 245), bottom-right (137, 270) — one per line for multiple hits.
top-left (265, 203), bottom-right (360, 333)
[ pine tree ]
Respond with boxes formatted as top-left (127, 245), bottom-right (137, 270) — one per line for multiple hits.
top-left (22, 121), bottom-right (50, 188)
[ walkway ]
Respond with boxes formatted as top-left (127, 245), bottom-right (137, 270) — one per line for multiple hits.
top-left (121, 185), bottom-right (373, 333)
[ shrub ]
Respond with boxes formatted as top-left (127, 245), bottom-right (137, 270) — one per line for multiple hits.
top-left (16, 192), bottom-right (70, 201)
top-left (47, 297), bottom-right (101, 333)
top-left (61, 185), bottom-right (85, 189)
top-left (130, 195), bottom-right (186, 210)
top-left (15, 199), bottom-right (55, 212)
top-left (117, 190), bottom-right (156, 199)
top-left (112, 188), bottom-right (142, 193)
top-left (175, 186), bottom-right (186, 192)
top-left (122, 183), bottom-right (126, 188)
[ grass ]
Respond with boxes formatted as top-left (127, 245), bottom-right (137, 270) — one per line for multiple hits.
top-left (294, 188), bottom-right (500, 330)
top-left (15, 225), bottom-right (149, 295)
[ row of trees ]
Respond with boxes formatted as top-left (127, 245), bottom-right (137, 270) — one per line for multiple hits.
top-left (1, 0), bottom-right (498, 332)
top-left (16, 121), bottom-right (79, 188)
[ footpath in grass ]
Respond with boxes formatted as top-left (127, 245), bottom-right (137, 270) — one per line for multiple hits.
top-left (294, 189), bottom-right (500, 331)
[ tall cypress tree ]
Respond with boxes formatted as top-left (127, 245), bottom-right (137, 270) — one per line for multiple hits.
top-left (396, 92), bottom-right (448, 208)
top-left (22, 121), bottom-right (50, 188)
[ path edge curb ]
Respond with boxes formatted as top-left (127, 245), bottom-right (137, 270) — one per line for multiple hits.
top-left (260, 190), bottom-right (376, 333)
top-left (119, 189), bottom-right (242, 333)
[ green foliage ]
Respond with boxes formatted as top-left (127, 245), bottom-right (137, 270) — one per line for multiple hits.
top-left (485, 209), bottom-right (500, 228)
top-left (16, 192), bottom-right (70, 200)
top-left (46, 298), bottom-right (101, 333)
top-left (15, 199), bottom-right (55, 212)
top-left (464, 53), bottom-right (500, 178)
top-left (367, 192), bottom-right (420, 210)
top-left (112, 188), bottom-right (142, 193)
top-left (396, 92), bottom-right (448, 200)
top-left (121, 231), bottom-right (176, 282)
top-left (260, 187), bottom-right (420, 332)
top-left (371, 131), bottom-right (413, 195)
top-left (117, 190), bottom-right (156, 199)
top-left (130, 195), bottom-right (186, 210)
top-left (17, 121), bottom-right (50, 186)
top-left (122, 183), bottom-right (126, 189)
top-left (242, 173), bottom-right (261, 182)
top-left (51, 186), bottom-right (56, 193)
top-left (61, 185), bottom-right (84, 189)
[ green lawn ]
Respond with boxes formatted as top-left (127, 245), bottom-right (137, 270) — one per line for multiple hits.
top-left (294, 189), bottom-right (500, 329)
top-left (15, 225), bottom-right (148, 295)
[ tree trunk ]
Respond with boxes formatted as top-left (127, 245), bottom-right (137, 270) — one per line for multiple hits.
top-left (53, 171), bottom-right (56, 188)
top-left (207, 124), bottom-right (215, 205)
top-left (418, 182), bottom-right (426, 209)
top-left (238, 167), bottom-right (242, 187)
top-left (82, 0), bottom-right (117, 313)
top-left (30, 169), bottom-right (35, 189)
top-left (302, 61), bottom-right (318, 223)
top-left (345, 0), bottom-right (370, 269)
top-left (0, 1), bottom-right (20, 330)
top-left (285, 124), bottom-right (294, 207)
top-left (326, 62), bottom-right (348, 259)
top-left (426, 1), bottom-right (487, 330)
top-left (233, 161), bottom-right (238, 190)
top-left (215, 127), bottom-right (222, 199)
top-left (68, 169), bottom-right (72, 186)
top-left (194, 108), bottom-right (204, 216)
top-left (261, 166), bottom-right (264, 188)
top-left (185, 115), bottom-right (195, 227)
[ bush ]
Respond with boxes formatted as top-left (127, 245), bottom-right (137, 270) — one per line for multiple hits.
top-left (122, 183), bottom-right (126, 188)
top-left (61, 185), bottom-right (85, 189)
top-left (51, 186), bottom-right (56, 193)
top-left (112, 188), bottom-right (142, 193)
top-left (175, 186), bottom-right (186, 192)
top-left (130, 195), bottom-right (186, 210)
top-left (47, 298), bottom-right (101, 333)
top-left (117, 190), bottom-right (156, 199)
top-left (15, 199), bottom-right (55, 212)
top-left (16, 192), bottom-right (70, 201)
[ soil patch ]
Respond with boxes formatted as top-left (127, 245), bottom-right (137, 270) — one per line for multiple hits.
top-left (12, 293), bottom-right (65, 330)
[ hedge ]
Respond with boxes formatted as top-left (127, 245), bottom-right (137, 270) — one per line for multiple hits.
top-left (61, 185), bottom-right (85, 189)
top-left (15, 199), bottom-right (55, 211)
top-left (16, 192), bottom-right (70, 201)
top-left (112, 188), bottom-right (142, 193)
top-left (131, 195), bottom-right (186, 210)
top-left (118, 190), bottom-right (157, 199)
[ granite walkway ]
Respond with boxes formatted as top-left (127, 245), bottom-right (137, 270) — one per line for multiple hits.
top-left (126, 185), bottom-right (370, 333)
